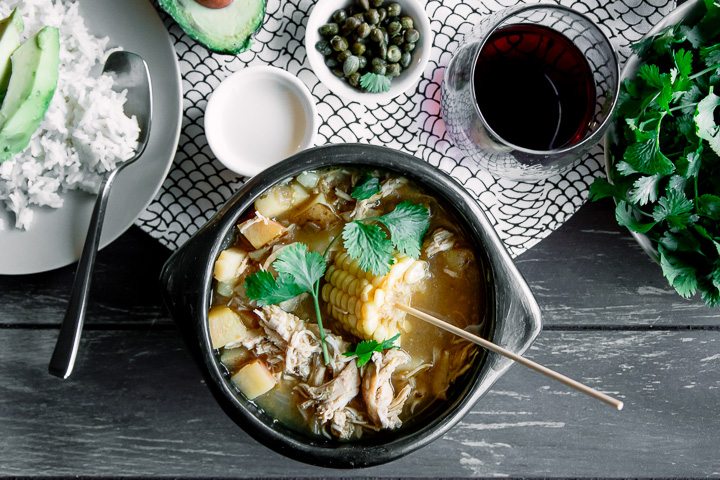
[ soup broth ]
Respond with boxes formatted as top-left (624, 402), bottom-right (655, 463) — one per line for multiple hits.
top-left (209, 168), bottom-right (492, 439)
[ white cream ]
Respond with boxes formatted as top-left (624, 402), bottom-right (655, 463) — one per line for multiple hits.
top-left (205, 66), bottom-right (317, 176)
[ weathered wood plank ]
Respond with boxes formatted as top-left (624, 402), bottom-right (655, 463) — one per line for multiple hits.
top-left (516, 199), bottom-right (719, 326)
top-left (1, 329), bottom-right (719, 477)
top-left (0, 226), bottom-right (172, 327)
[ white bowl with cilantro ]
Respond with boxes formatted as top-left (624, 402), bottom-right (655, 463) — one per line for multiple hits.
top-left (594, 0), bottom-right (720, 307)
top-left (305, 0), bottom-right (432, 103)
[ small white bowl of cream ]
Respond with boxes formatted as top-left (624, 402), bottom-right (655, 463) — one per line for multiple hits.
top-left (205, 66), bottom-right (319, 177)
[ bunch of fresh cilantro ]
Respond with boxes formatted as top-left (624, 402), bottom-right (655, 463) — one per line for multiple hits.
top-left (590, 0), bottom-right (720, 307)
top-left (243, 175), bottom-right (430, 363)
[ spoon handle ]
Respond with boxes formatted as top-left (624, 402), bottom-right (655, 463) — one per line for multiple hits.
top-left (48, 170), bottom-right (119, 379)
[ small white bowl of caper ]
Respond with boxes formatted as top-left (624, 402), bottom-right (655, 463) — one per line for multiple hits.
top-left (305, 0), bottom-right (432, 103)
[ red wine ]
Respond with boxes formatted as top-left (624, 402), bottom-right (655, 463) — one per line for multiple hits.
top-left (474, 24), bottom-right (596, 151)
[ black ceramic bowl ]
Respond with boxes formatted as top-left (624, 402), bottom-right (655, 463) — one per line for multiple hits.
top-left (160, 144), bottom-right (541, 468)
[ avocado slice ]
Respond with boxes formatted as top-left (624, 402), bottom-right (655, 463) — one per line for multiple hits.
top-left (0, 26), bottom-right (60, 161)
top-left (159, 0), bottom-right (266, 54)
top-left (0, 8), bottom-right (24, 104)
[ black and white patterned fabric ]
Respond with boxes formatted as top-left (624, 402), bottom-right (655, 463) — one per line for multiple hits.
top-left (137, 0), bottom-right (676, 257)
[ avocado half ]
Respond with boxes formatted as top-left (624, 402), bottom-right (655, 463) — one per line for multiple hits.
top-left (159, 0), bottom-right (267, 55)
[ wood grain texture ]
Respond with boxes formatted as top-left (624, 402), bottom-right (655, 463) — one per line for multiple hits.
top-left (2, 329), bottom-right (719, 477)
top-left (0, 227), bottom-right (171, 327)
top-left (516, 199), bottom-right (719, 326)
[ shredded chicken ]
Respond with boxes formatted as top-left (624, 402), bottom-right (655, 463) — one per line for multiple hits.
top-left (423, 228), bottom-right (455, 258)
top-left (255, 305), bottom-right (321, 380)
top-left (296, 361), bottom-right (361, 439)
top-left (362, 349), bottom-right (411, 430)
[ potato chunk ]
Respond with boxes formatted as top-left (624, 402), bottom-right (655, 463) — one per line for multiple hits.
top-left (290, 193), bottom-right (338, 228)
top-left (231, 359), bottom-right (276, 399)
top-left (254, 183), bottom-right (310, 218)
top-left (213, 247), bottom-right (248, 282)
top-left (208, 305), bottom-right (248, 349)
top-left (238, 215), bottom-right (286, 249)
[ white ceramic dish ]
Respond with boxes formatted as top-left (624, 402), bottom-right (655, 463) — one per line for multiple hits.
top-left (0, 0), bottom-right (182, 275)
top-left (305, 0), bottom-right (432, 103)
top-left (205, 66), bottom-right (318, 177)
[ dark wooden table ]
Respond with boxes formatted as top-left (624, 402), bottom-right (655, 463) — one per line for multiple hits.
top-left (2, 197), bottom-right (718, 478)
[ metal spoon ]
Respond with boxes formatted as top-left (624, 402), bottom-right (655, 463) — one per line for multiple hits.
top-left (49, 51), bottom-right (153, 379)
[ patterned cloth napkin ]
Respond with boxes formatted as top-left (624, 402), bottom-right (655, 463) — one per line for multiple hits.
top-left (137, 0), bottom-right (676, 257)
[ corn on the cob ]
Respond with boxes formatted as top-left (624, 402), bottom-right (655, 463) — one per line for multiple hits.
top-left (321, 250), bottom-right (427, 343)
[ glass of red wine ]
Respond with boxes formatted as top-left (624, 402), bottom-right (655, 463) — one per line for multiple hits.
top-left (441, 4), bottom-right (619, 182)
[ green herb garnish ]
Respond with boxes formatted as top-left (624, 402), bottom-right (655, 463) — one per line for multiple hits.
top-left (342, 201), bottom-right (430, 276)
top-left (351, 175), bottom-right (381, 200)
top-left (343, 333), bottom-right (401, 367)
top-left (360, 72), bottom-right (392, 93)
top-left (244, 243), bottom-right (331, 364)
top-left (590, 0), bottom-right (720, 307)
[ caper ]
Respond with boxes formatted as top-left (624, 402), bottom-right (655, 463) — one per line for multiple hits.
top-left (390, 34), bottom-right (403, 45)
top-left (387, 44), bottom-right (401, 63)
top-left (351, 42), bottom-right (366, 55)
top-left (372, 63), bottom-right (387, 75)
top-left (332, 9), bottom-right (348, 23)
top-left (325, 57), bottom-right (339, 69)
top-left (364, 9), bottom-right (380, 25)
top-left (332, 68), bottom-right (344, 78)
top-left (343, 55), bottom-right (360, 76)
top-left (347, 5), bottom-right (359, 16)
top-left (400, 16), bottom-right (414, 30)
top-left (400, 51), bottom-right (412, 68)
top-left (387, 62), bottom-right (401, 77)
top-left (319, 23), bottom-right (339, 36)
top-left (357, 22), bottom-right (371, 38)
top-left (370, 0), bottom-right (383, 7)
top-left (377, 7), bottom-right (387, 23)
top-left (402, 41), bottom-right (416, 52)
top-left (405, 28), bottom-right (419, 43)
top-left (370, 27), bottom-right (384, 42)
top-left (348, 72), bottom-right (361, 87)
top-left (371, 56), bottom-right (387, 68)
top-left (341, 17), bottom-right (362, 36)
top-left (330, 35), bottom-right (349, 52)
top-left (388, 21), bottom-right (402, 37)
top-left (357, 0), bottom-right (370, 11)
top-left (387, 3), bottom-right (401, 16)
top-left (378, 41), bottom-right (388, 59)
top-left (337, 49), bottom-right (352, 62)
top-left (358, 55), bottom-right (367, 69)
top-left (354, 12), bottom-right (365, 21)
top-left (315, 40), bottom-right (333, 56)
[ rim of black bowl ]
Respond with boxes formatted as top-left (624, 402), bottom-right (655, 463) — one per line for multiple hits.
top-left (163, 143), bottom-right (531, 468)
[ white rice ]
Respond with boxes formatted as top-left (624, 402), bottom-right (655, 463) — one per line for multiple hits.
top-left (0, 0), bottom-right (140, 229)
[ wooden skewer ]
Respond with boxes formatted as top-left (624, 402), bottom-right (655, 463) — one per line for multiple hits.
top-left (395, 303), bottom-right (624, 411)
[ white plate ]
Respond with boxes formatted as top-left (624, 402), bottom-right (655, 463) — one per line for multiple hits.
top-left (0, 0), bottom-right (182, 275)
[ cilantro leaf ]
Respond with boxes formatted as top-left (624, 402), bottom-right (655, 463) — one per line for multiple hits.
top-left (659, 230), bottom-right (701, 253)
top-left (674, 49), bottom-right (693, 78)
top-left (343, 333), bottom-right (400, 367)
top-left (629, 174), bottom-right (662, 205)
top-left (676, 149), bottom-right (702, 178)
top-left (360, 72), bottom-right (391, 93)
top-left (659, 245), bottom-right (698, 298)
top-left (376, 201), bottom-right (430, 259)
top-left (273, 243), bottom-right (326, 293)
top-left (615, 200), bottom-right (656, 233)
top-left (342, 221), bottom-right (395, 276)
top-left (351, 176), bottom-right (381, 200)
top-left (695, 89), bottom-right (720, 156)
top-left (244, 270), bottom-right (306, 306)
top-left (652, 190), bottom-right (699, 229)
top-left (697, 194), bottom-right (720, 220)
top-left (589, 177), bottom-right (625, 201)
top-left (623, 128), bottom-right (675, 175)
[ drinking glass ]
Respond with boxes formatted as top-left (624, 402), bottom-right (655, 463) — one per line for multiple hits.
top-left (440, 4), bottom-right (619, 182)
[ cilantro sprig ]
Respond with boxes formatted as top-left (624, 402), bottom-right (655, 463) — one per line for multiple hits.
top-left (342, 200), bottom-right (430, 276)
top-left (591, 0), bottom-right (720, 307)
top-left (360, 72), bottom-right (392, 93)
top-left (244, 243), bottom-right (331, 364)
top-left (343, 333), bottom-right (401, 367)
